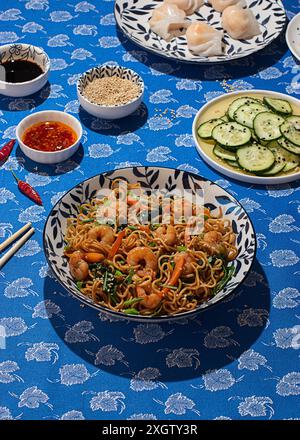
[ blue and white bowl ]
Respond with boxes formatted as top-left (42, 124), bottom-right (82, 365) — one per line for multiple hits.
top-left (0, 43), bottom-right (50, 97)
top-left (43, 167), bottom-right (256, 322)
top-left (77, 64), bottom-right (144, 119)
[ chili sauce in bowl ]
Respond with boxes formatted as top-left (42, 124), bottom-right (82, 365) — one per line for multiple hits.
top-left (16, 110), bottom-right (82, 164)
top-left (22, 121), bottom-right (77, 152)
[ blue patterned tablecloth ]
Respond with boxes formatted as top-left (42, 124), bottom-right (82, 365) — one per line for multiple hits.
top-left (0, 0), bottom-right (299, 421)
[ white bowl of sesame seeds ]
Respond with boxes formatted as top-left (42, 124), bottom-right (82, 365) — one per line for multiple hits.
top-left (77, 64), bottom-right (144, 120)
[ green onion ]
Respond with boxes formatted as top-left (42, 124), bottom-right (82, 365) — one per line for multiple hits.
top-left (64, 245), bottom-right (71, 252)
top-left (125, 268), bottom-right (134, 285)
top-left (127, 225), bottom-right (137, 231)
top-left (212, 265), bottom-right (235, 295)
top-left (76, 281), bottom-right (83, 290)
top-left (177, 245), bottom-right (187, 252)
top-left (149, 242), bottom-right (156, 247)
top-left (115, 270), bottom-right (124, 277)
top-left (161, 284), bottom-right (178, 291)
top-left (204, 215), bottom-right (209, 221)
top-left (170, 261), bottom-right (175, 269)
top-left (123, 297), bottom-right (143, 307)
top-left (119, 259), bottom-right (125, 264)
top-left (123, 308), bottom-right (140, 315)
top-left (80, 218), bottom-right (94, 223)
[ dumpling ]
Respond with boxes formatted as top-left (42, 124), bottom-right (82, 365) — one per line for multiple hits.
top-left (149, 4), bottom-right (187, 41)
top-left (209, 0), bottom-right (246, 13)
top-left (186, 22), bottom-right (223, 56)
top-left (222, 6), bottom-right (261, 40)
top-left (164, 0), bottom-right (204, 15)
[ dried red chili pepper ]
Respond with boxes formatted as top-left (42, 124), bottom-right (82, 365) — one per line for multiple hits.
top-left (0, 140), bottom-right (16, 163)
top-left (11, 171), bottom-right (43, 206)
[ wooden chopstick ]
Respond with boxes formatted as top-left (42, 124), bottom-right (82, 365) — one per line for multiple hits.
top-left (0, 222), bottom-right (32, 253)
top-left (0, 227), bottom-right (35, 269)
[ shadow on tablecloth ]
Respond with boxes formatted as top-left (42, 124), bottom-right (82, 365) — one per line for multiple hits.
top-left (43, 258), bottom-right (270, 382)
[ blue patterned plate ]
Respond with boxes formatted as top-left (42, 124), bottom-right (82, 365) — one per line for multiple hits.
top-left (114, 0), bottom-right (286, 64)
top-left (43, 167), bottom-right (256, 322)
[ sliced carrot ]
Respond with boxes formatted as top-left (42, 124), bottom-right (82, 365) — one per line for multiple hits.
top-left (108, 229), bottom-right (126, 259)
top-left (162, 254), bottom-right (185, 296)
top-left (84, 253), bottom-right (105, 263)
top-left (138, 225), bottom-right (150, 232)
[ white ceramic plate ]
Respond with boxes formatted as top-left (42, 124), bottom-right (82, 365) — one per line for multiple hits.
top-left (286, 12), bottom-right (300, 62)
top-left (115, 0), bottom-right (286, 64)
top-left (192, 90), bottom-right (300, 184)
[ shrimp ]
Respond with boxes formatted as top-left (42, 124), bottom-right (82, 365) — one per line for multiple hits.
top-left (174, 252), bottom-right (195, 276)
top-left (155, 225), bottom-right (177, 246)
top-left (69, 251), bottom-right (89, 281)
top-left (136, 285), bottom-right (162, 310)
top-left (87, 225), bottom-right (115, 244)
top-left (203, 231), bottom-right (228, 257)
top-left (127, 247), bottom-right (158, 276)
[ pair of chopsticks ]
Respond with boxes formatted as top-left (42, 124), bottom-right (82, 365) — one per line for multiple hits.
top-left (0, 222), bottom-right (35, 269)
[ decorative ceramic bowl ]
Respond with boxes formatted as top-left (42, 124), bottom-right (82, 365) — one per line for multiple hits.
top-left (43, 167), bottom-right (256, 322)
top-left (286, 12), bottom-right (300, 62)
top-left (0, 43), bottom-right (50, 97)
top-left (77, 64), bottom-right (144, 119)
top-left (114, 0), bottom-right (286, 64)
top-left (16, 110), bottom-right (82, 164)
top-left (192, 89), bottom-right (300, 184)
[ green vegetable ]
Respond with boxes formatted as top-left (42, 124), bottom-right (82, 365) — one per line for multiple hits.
top-left (80, 218), bottom-right (95, 223)
top-left (123, 308), bottom-right (140, 315)
top-left (161, 285), bottom-right (178, 291)
top-left (76, 281), bottom-right (83, 290)
top-left (115, 270), bottom-right (124, 277)
top-left (64, 245), bottom-right (71, 252)
top-left (212, 265), bottom-right (235, 295)
top-left (127, 225), bottom-right (137, 231)
top-left (123, 297), bottom-right (143, 307)
top-left (125, 268), bottom-right (134, 285)
top-left (204, 215), bottom-right (209, 221)
top-left (149, 242), bottom-right (156, 247)
top-left (177, 245), bottom-right (187, 252)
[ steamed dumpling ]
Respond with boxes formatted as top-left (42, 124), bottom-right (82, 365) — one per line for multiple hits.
top-left (222, 5), bottom-right (261, 39)
top-left (149, 3), bottom-right (187, 41)
top-left (164, 0), bottom-right (204, 15)
top-left (186, 22), bottom-right (223, 56)
top-left (209, 0), bottom-right (246, 13)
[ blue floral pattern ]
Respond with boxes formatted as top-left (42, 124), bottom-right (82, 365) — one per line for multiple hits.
top-left (0, 0), bottom-right (299, 420)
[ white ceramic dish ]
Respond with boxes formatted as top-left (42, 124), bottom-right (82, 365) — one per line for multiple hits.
top-left (0, 43), bottom-right (50, 97)
top-left (16, 110), bottom-right (82, 164)
top-left (192, 90), bottom-right (300, 185)
top-left (286, 12), bottom-right (300, 62)
top-left (77, 64), bottom-right (144, 119)
top-left (115, 0), bottom-right (286, 64)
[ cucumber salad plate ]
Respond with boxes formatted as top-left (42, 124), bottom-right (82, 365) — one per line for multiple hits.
top-left (192, 91), bottom-right (300, 184)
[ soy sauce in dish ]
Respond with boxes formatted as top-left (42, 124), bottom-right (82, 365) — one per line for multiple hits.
top-left (22, 121), bottom-right (77, 152)
top-left (0, 60), bottom-right (44, 83)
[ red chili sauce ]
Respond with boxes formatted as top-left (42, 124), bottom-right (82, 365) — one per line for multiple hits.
top-left (22, 121), bottom-right (77, 152)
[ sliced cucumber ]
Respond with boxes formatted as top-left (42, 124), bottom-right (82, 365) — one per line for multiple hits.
top-left (212, 122), bottom-right (251, 148)
top-left (278, 137), bottom-right (300, 155)
top-left (259, 141), bottom-right (288, 175)
top-left (226, 159), bottom-right (240, 168)
top-left (267, 140), bottom-right (299, 173)
top-left (213, 144), bottom-right (237, 161)
top-left (263, 97), bottom-right (292, 115)
top-left (227, 97), bottom-right (261, 120)
top-left (233, 102), bottom-right (267, 129)
top-left (253, 112), bottom-right (285, 141)
top-left (236, 144), bottom-right (275, 173)
top-left (197, 118), bottom-right (224, 139)
top-left (280, 116), bottom-right (300, 146)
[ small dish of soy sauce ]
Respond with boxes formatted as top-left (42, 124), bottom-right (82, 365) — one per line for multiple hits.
top-left (0, 43), bottom-right (50, 97)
